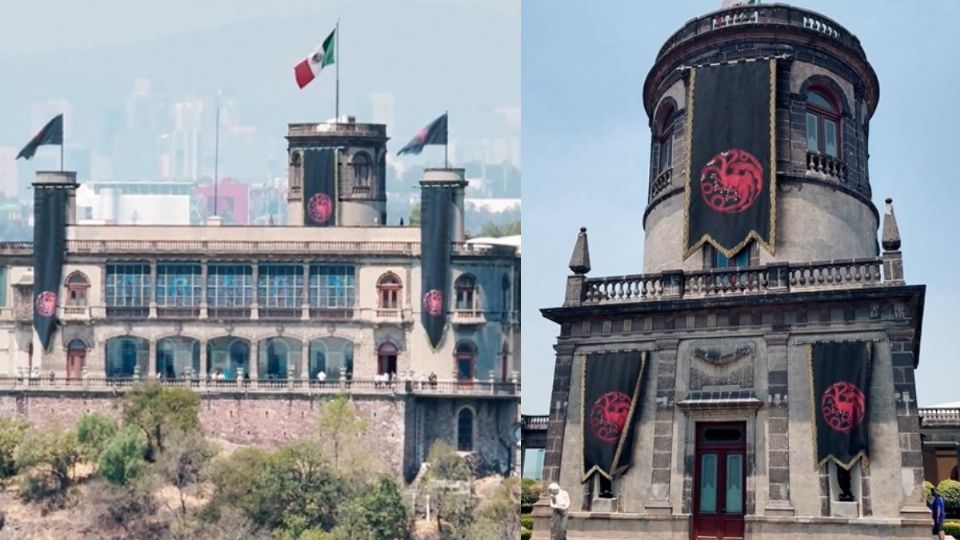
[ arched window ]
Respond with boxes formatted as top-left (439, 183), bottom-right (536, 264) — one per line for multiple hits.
top-left (455, 341), bottom-right (476, 382)
top-left (377, 273), bottom-right (402, 310)
top-left (65, 272), bottom-right (90, 307)
top-left (378, 341), bottom-right (399, 376)
top-left (207, 337), bottom-right (250, 380)
top-left (156, 337), bottom-right (200, 379)
top-left (259, 337), bottom-right (302, 380)
top-left (457, 407), bottom-right (474, 452)
top-left (105, 336), bottom-right (149, 378)
top-left (654, 102), bottom-right (677, 175)
top-left (309, 338), bottom-right (354, 380)
top-left (455, 274), bottom-right (478, 313)
top-left (351, 152), bottom-right (372, 187)
top-left (806, 87), bottom-right (841, 158)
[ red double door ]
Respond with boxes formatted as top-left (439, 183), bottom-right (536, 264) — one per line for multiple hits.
top-left (693, 422), bottom-right (746, 540)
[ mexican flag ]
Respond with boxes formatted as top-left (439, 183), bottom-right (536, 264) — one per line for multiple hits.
top-left (294, 27), bottom-right (336, 89)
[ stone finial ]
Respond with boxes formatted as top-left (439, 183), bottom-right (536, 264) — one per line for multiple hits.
top-left (568, 227), bottom-right (591, 275)
top-left (881, 198), bottom-right (901, 252)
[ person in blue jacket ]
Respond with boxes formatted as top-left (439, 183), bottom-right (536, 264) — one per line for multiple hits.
top-left (930, 486), bottom-right (946, 540)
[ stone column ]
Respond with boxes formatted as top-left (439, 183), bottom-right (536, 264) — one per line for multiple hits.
top-left (890, 330), bottom-right (929, 521)
top-left (539, 342), bottom-right (576, 491)
top-left (147, 339), bottom-right (157, 376)
top-left (301, 263), bottom-right (311, 320)
top-left (646, 339), bottom-right (678, 514)
top-left (250, 339), bottom-right (260, 383)
top-left (300, 343), bottom-right (309, 380)
top-left (765, 333), bottom-right (794, 516)
top-left (251, 263), bottom-right (260, 320)
top-left (148, 261), bottom-right (158, 319)
top-left (199, 339), bottom-right (208, 384)
top-left (199, 260), bottom-right (208, 319)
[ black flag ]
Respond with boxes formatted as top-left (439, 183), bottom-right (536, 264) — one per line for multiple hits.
top-left (420, 184), bottom-right (453, 349)
top-left (397, 113), bottom-right (447, 156)
top-left (303, 148), bottom-right (337, 227)
top-left (684, 59), bottom-right (776, 259)
top-left (582, 351), bottom-right (646, 482)
top-left (33, 187), bottom-right (67, 349)
top-left (810, 342), bottom-right (871, 469)
top-left (18, 114), bottom-right (63, 160)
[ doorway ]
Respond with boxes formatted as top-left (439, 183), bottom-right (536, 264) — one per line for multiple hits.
top-left (693, 422), bottom-right (746, 540)
top-left (66, 339), bottom-right (86, 380)
top-left (377, 342), bottom-right (398, 376)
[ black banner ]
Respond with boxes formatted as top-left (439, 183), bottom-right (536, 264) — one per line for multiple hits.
top-left (303, 148), bottom-right (337, 227)
top-left (33, 187), bottom-right (67, 349)
top-left (684, 59), bottom-right (776, 259)
top-left (397, 113), bottom-right (447, 156)
top-left (420, 185), bottom-right (453, 349)
top-left (582, 351), bottom-right (646, 482)
top-left (810, 342), bottom-right (871, 469)
top-left (18, 114), bottom-right (63, 160)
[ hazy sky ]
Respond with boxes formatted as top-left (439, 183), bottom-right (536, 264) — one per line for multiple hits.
top-left (521, 0), bottom-right (960, 413)
top-left (0, 0), bottom-right (519, 171)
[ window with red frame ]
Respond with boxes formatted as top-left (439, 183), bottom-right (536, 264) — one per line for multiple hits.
top-left (805, 88), bottom-right (841, 158)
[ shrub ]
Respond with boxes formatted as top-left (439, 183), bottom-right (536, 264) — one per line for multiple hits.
top-left (520, 528), bottom-right (532, 540)
top-left (938, 479), bottom-right (960, 519)
top-left (336, 476), bottom-right (408, 540)
top-left (0, 417), bottom-right (28, 481)
top-left (85, 478), bottom-right (158, 530)
top-left (426, 440), bottom-right (471, 482)
top-left (76, 413), bottom-right (118, 462)
top-left (155, 430), bottom-right (215, 515)
top-left (521, 478), bottom-right (541, 510)
top-left (98, 426), bottom-right (147, 485)
top-left (925, 480), bottom-right (935, 502)
top-left (944, 519), bottom-right (960, 538)
top-left (15, 426), bottom-right (82, 491)
top-left (520, 514), bottom-right (533, 530)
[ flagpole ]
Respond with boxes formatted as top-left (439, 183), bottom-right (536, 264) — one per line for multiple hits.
top-left (214, 93), bottom-right (221, 216)
top-left (60, 142), bottom-right (63, 172)
top-left (444, 110), bottom-right (448, 168)
top-left (335, 20), bottom-right (340, 123)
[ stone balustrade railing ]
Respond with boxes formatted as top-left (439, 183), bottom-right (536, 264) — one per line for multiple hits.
top-left (807, 151), bottom-right (848, 180)
top-left (581, 258), bottom-right (885, 305)
top-left (656, 4), bottom-right (865, 62)
top-left (0, 375), bottom-right (520, 398)
top-left (650, 168), bottom-right (674, 201)
top-left (521, 414), bottom-right (549, 430)
top-left (920, 408), bottom-right (960, 426)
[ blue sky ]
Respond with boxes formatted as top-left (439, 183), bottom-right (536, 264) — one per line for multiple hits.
top-left (521, 0), bottom-right (960, 413)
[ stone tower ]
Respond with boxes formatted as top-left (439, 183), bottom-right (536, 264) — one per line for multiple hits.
top-left (286, 117), bottom-right (388, 227)
top-left (535, 4), bottom-right (928, 540)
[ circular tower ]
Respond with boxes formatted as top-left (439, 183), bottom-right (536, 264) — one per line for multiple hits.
top-left (286, 117), bottom-right (389, 227)
top-left (642, 3), bottom-right (879, 272)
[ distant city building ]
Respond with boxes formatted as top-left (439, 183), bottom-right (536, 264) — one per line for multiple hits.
top-left (195, 178), bottom-right (249, 224)
top-left (75, 180), bottom-right (193, 225)
top-left (0, 148), bottom-right (18, 200)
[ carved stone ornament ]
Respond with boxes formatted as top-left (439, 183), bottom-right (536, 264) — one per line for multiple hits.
top-left (692, 343), bottom-right (754, 367)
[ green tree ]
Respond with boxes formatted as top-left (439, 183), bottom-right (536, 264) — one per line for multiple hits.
top-left (98, 426), bottom-right (147, 485)
top-left (479, 220), bottom-right (521, 238)
top-left (465, 477), bottom-right (520, 540)
top-left (409, 203), bottom-right (421, 225)
top-left (0, 417), bottom-right (28, 481)
top-left (156, 430), bottom-right (215, 515)
top-left (336, 476), bottom-right (409, 540)
top-left (15, 425), bottom-right (83, 491)
top-left (939, 479), bottom-right (960, 518)
top-left (122, 381), bottom-right (200, 461)
top-left (76, 413), bottom-right (118, 462)
top-left (316, 395), bottom-right (368, 473)
top-left (426, 440), bottom-right (471, 482)
top-left (520, 478), bottom-right (541, 509)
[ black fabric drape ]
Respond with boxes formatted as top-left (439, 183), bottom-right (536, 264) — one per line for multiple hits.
top-left (18, 114), bottom-right (63, 160)
top-left (810, 342), bottom-right (871, 469)
top-left (303, 148), bottom-right (337, 227)
top-left (685, 59), bottom-right (776, 258)
top-left (582, 351), bottom-right (646, 482)
top-left (420, 185), bottom-right (453, 349)
top-left (33, 188), bottom-right (66, 349)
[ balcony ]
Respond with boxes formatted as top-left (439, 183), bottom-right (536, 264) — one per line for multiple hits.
top-left (60, 305), bottom-right (90, 320)
top-left (806, 151), bottom-right (847, 181)
top-left (650, 168), bottom-right (674, 201)
top-left (579, 258), bottom-right (885, 305)
top-left (452, 308), bottom-right (486, 325)
top-left (156, 306), bottom-right (201, 319)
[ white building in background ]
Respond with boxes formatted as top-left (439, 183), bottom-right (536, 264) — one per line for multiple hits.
top-left (0, 148), bottom-right (18, 200)
top-left (75, 180), bottom-right (193, 225)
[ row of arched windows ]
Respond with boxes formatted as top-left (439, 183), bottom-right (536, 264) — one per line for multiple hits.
top-left (61, 270), bottom-right (488, 313)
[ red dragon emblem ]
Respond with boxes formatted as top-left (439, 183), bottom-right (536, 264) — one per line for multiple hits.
top-left (35, 291), bottom-right (57, 318)
top-left (589, 391), bottom-right (632, 444)
top-left (307, 193), bottom-right (333, 224)
top-left (422, 289), bottom-right (443, 317)
top-left (699, 148), bottom-right (764, 214)
top-left (821, 381), bottom-right (866, 434)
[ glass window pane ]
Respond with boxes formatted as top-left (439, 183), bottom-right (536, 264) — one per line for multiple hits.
top-left (726, 454), bottom-right (743, 514)
top-left (660, 136), bottom-right (673, 171)
top-left (700, 454), bottom-right (718, 513)
top-left (807, 90), bottom-right (836, 111)
top-left (824, 119), bottom-right (838, 157)
top-left (806, 113), bottom-right (819, 152)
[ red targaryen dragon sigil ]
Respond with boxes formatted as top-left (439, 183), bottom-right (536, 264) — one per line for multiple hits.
top-left (820, 381), bottom-right (866, 434)
top-left (589, 391), bottom-right (632, 444)
top-left (699, 148), bottom-right (764, 214)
